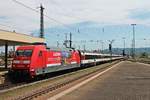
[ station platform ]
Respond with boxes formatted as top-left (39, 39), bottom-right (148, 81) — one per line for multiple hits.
top-left (0, 67), bottom-right (8, 84)
top-left (0, 70), bottom-right (7, 75)
top-left (57, 61), bottom-right (150, 100)
top-left (0, 65), bottom-right (10, 72)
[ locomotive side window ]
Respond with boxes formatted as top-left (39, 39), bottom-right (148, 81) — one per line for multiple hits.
top-left (85, 55), bottom-right (94, 59)
top-left (16, 50), bottom-right (24, 56)
top-left (16, 50), bottom-right (32, 57)
top-left (84, 55), bottom-right (101, 59)
top-left (39, 51), bottom-right (42, 57)
top-left (24, 50), bottom-right (32, 56)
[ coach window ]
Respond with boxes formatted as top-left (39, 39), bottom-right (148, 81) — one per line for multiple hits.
top-left (39, 51), bottom-right (42, 57)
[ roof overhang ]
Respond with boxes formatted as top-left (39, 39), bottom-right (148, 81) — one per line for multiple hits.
top-left (0, 30), bottom-right (45, 46)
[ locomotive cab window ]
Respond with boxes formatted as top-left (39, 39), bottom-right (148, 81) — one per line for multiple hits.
top-left (16, 49), bottom-right (32, 57)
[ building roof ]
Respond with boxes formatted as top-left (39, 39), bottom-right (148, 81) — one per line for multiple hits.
top-left (0, 29), bottom-right (45, 46)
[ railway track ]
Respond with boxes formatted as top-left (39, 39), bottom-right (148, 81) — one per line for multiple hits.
top-left (0, 62), bottom-right (109, 92)
top-left (0, 74), bottom-right (37, 92)
top-left (0, 66), bottom-right (80, 92)
top-left (0, 82), bottom-right (26, 91)
top-left (0, 76), bottom-right (27, 93)
top-left (12, 61), bottom-right (121, 100)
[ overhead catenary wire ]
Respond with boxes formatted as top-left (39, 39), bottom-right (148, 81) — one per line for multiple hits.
top-left (12, 0), bottom-right (92, 42)
top-left (48, 0), bottom-right (84, 21)
top-left (12, 0), bottom-right (76, 30)
top-left (13, 0), bottom-right (38, 12)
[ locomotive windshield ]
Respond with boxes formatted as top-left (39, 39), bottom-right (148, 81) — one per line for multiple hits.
top-left (16, 49), bottom-right (33, 57)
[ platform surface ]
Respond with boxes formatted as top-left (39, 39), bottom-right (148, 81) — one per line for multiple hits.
top-left (58, 61), bottom-right (150, 100)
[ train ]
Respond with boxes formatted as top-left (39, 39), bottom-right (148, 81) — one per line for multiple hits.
top-left (9, 43), bottom-right (123, 78)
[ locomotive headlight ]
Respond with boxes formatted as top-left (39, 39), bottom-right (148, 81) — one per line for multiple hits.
top-left (23, 60), bottom-right (30, 64)
top-left (13, 60), bottom-right (20, 64)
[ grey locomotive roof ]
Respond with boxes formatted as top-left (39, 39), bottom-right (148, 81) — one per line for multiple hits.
top-left (47, 46), bottom-right (74, 52)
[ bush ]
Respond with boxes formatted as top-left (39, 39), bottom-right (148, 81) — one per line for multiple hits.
top-left (140, 52), bottom-right (148, 58)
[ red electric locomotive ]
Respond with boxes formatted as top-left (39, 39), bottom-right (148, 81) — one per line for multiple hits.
top-left (10, 43), bottom-right (123, 79)
top-left (10, 44), bottom-right (81, 78)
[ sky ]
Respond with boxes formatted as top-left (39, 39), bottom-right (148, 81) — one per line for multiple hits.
top-left (0, 0), bottom-right (150, 50)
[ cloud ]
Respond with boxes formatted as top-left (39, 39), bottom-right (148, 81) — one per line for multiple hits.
top-left (129, 9), bottom-right (150, 20)
top-left (0, 0), bottom-right (149, 33)
top-left (0, 0), bottom-right (150, 49)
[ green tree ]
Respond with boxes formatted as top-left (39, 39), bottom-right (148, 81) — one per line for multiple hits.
top-left (140, 52), bottom-right (148, 58)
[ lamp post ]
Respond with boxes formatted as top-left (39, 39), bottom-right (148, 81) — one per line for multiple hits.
top-left (100, 40), bottom-right (104, 54)
top-left (64, 33), bottom-right (68, 48)
top-left (108, 40), bottom-right (115, 62)
top-left (56, 34), bottom-right (60, 47)
top-left (131, 24), bottom-right (136, 59)
top-left (143, 38), bottom-right (147, 53)
top-left (122, 37), bottom-right (126, 56)
top-left (81, 40), bottom-right (86, 51)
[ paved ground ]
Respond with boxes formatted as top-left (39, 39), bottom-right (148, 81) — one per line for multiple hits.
top-left (57, 61), bottom-right (150, 100)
